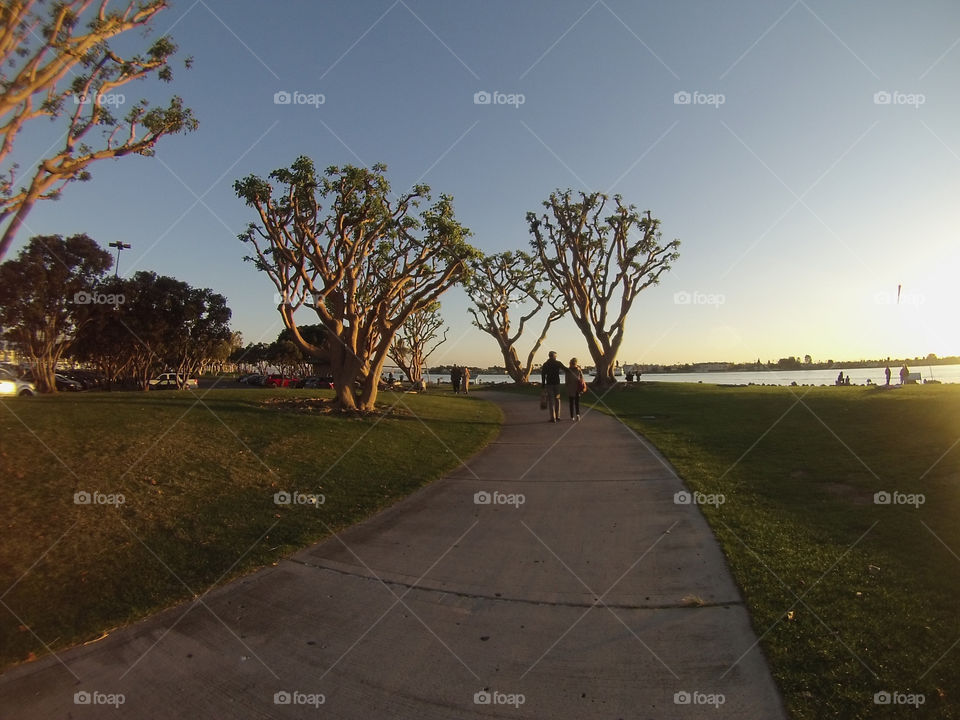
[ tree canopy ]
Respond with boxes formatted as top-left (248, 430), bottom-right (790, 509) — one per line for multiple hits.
top-left (235, 158), bottom-right (478, 410)
top-left (0, 233), bottom-right (111, 391)
top-left (528, 191), bottom-right (679, 386)
top-left (0, 0), bottom-right (197, 259)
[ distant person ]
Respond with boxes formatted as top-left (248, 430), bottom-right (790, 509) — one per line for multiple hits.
top-left (387, 372), bottom-right (395, 385)
top-left (836, 371), bottom-right (844, 386)
top-left (625, 371), bottom-right (634, 382)
top-left (884, 366), bottom-right (891, 386)
top-left (462, 366), bottom-right (470, 394)
top-left (541, 350), bottom-right (565, 423)
top-left (451, 365), bottom-right (462, 393)
top-left (844, 375), bottom-right (851, 386)
top-left (899, 364), bottom-right (909, 384)
top-left (565, 357), bottom-right (585, 421)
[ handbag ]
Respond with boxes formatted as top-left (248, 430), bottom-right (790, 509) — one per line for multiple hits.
top-left (578, 378), bottom-right (588, 395)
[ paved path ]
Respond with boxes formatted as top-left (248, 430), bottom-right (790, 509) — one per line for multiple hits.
top-left (0, 392), bottom-right (787, 719)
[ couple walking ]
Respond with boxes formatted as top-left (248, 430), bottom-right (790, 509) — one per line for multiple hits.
top-left (540, 350), bottom-right (587, 423)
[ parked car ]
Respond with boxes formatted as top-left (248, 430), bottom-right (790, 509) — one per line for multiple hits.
top-left (148, 372), bottom-right (199, 390)
top-left (54, 373), bottom-right (83, 392)
top-left (238, 373), bottom-right (259, 384)
top-left (69, 370), bottom-right (109, 390)
top-left (299, 375), bottom-right (335, 389)
top-left (262, 374), bottom-right (299, 388)
top-left (0, 368), bottom-right (36, 397)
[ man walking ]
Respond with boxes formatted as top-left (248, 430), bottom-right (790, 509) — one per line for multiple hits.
top-left (541, 350), bottom-right (565, 423)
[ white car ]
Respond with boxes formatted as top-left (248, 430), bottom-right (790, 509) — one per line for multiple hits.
top-left (148, 372), bottom-right (199, 390)
top-left (0, 368), bottom-right (36, 396)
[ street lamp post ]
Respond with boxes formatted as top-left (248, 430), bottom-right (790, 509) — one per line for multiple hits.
top-left (108, 241), bottom-right (131, 278)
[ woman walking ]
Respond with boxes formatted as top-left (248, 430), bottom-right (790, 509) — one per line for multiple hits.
top-left (565, 357), bottom-right (585, 421)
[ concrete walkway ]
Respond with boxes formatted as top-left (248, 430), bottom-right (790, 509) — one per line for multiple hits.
top-left (0, 392), bottom-right (787, 719)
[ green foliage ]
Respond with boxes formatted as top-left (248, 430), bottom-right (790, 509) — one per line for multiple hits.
top-left (0, 234), bottom-right (112, 391)
top-left (234, 158), bottom-right (478, 410)
top-left (70, 271), bottom-right (232, 388)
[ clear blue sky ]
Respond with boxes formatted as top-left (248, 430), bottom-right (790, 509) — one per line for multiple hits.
top-left (10, 0), bottom-right (960, 367)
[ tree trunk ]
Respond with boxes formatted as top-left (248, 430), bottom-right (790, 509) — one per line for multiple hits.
top-left (357, 348), bottom-right (392, 411)
top-left (502, 345), bottom-right (527, 384)
top-left (592, 354), bottom-right (617, 387)
top-left (332, 362), bottom-right (359, 411)
top-left (34, 354), bottom-right (58, 393)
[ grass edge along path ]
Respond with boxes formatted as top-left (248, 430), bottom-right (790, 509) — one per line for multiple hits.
top-left (583, 382), bottom-right (960, 720)
top-left (0, 388), bottom-right (502, 670)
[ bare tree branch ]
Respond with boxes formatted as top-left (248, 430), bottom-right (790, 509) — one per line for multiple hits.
top-left (464, 250), bottom-right (567, 383)
top-left (0, 0), bottom-right (197, 259)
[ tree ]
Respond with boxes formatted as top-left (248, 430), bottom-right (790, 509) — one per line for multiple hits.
top-left (0, 233), bottom-right (111, 391)
top-left (465, 250), bottom-right (565, 384)
top-left (231, 342), bottom-right (271, 375)
top-left (0, 0), bottom-right (197, 259)
top-left (235, 159), bottom-right (478, 411)
top-left (527, 191), bottom-right (679, 386)
top-left (389, 302), bottom-right (447, 383)
top-left (268, 339), bottom-right (304, 377)
top-left (69, 274), bottom-right (132, 385)
top-left (164, 283), bottom-right (232, 386)
top-left (276, 323), bottom-right (329, 374)
top-left (70, 271), bottom-right (232, 389)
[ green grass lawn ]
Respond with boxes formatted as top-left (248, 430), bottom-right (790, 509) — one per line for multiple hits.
top-left (0, 387), bottom-right (500, 669)
top-left (584, 382), bottom-right (960, 720)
